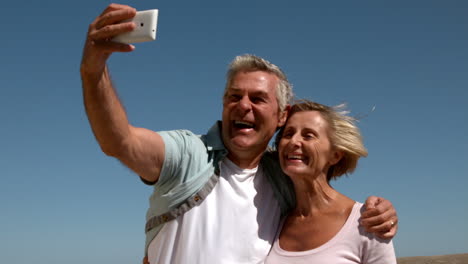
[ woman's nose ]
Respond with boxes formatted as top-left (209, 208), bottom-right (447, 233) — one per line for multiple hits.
top-left (289, 134), bottom-right (302, 146)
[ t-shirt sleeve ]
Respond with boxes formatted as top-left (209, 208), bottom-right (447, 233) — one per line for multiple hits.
top-left (361, 230), bottom-right (397, 264)
top-left (154, 129), bottom-right (208, 191)
top-left (355, 203), bottom-right (397, 264)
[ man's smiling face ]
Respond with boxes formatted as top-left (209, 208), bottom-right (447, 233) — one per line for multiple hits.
top-left (222, 70), bottom-right (286, 167)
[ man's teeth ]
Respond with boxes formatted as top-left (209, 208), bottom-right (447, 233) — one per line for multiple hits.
top-left (234, 121), bottom-right (254, 128)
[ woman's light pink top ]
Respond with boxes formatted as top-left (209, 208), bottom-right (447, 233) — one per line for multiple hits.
top-left (265, 202), bottom-right (397, 264)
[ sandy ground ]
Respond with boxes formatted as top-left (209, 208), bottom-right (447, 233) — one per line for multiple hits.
top-left (398, 253), bottom-right (468, 264)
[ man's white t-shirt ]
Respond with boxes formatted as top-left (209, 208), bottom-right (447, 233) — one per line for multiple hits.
top-left (148, 158), bottom-right (282, 264)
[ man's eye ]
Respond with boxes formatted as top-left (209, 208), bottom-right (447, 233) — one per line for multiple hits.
top-left (230, 95), bottom-right (241, 101)
top-left (252, 97), bottom-right (265, 103)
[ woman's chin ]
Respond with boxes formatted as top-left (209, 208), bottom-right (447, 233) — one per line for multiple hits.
top-left (282, 166), bottom-right (308, 178)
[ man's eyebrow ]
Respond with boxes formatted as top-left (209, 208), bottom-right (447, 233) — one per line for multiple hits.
top-left (252, 90), bottom-right (269, 97)
top-left (227, 87), bottom-right (242, 93)
top-left (227, 87), bottom-right (270, 98)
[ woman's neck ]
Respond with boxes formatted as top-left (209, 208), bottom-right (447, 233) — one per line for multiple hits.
top-left (291, 174), bottom-right (343, 217)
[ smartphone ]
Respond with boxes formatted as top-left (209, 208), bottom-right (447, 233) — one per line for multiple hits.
top-left (112, 9), bottom-right (159, 44)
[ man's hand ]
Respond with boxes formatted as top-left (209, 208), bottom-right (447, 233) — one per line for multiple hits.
top-left (361, 196), bottom-right (398, 239)
top-left (81, 3), bottom-right (137, 77)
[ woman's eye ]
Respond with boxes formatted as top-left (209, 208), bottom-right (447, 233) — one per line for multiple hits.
top-left (283, 132), bottom-right (293, 139)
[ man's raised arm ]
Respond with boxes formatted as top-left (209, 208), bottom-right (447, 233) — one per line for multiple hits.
top-left (80, 4), bottom-right (164, 183)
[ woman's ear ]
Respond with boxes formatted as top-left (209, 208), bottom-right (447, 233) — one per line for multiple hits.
top-left (329, 150), bottom-right (344, 166)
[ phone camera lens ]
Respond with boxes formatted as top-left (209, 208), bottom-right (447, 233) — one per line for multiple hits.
top-left (140, 23), bottom-right (144, 27)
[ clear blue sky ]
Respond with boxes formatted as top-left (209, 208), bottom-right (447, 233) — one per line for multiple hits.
top-left (1, 1), bottom-right (467, 263)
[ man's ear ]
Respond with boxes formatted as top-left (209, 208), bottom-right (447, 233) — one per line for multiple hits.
top-left (278, 105), bottom-right (291, 127)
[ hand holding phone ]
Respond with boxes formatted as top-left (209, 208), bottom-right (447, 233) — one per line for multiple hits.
top-left (112, 9), bottom-right (159, 44)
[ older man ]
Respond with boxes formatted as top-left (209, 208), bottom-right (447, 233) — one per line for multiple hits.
top-left (81, 4), bottom-right (398, 264)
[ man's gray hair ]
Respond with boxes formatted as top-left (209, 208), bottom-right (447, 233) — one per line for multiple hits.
top-left (224, 54), bottom-right (293, 112)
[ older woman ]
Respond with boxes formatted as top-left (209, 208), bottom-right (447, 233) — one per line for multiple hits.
top-left (265, 100), bottom-right (396, 264)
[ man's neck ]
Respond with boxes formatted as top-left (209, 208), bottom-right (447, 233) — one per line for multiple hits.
top-left (227, 152), bottom-right (263, 169)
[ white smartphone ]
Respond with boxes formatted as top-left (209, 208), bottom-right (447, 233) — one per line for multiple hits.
top-left (112, 9), bottom-right (159, 44)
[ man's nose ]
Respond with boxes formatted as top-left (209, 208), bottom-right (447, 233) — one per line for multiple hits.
top-left (238, 96), bottom-right (252, 112)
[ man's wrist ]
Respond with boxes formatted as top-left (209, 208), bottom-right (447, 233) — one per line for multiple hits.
top-left (80, 63), bottom-right (108, 83)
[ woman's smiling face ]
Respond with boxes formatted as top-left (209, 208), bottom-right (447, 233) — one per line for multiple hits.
top-left (279, 111), bottom-right (342, 180)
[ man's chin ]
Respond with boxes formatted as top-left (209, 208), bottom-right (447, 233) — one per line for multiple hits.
top-left (231, 140), bottom-right (254, 150)
top-left (228, 137), bottom-right (258, 151)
